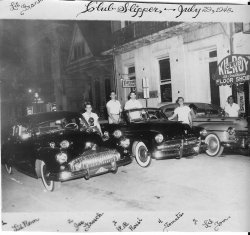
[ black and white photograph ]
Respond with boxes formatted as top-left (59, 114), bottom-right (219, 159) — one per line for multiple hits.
top-left (0, 0), bottom-right (250, 232)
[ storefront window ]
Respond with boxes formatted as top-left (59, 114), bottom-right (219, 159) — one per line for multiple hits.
top-left (159, 58), bottom-right (172, 102)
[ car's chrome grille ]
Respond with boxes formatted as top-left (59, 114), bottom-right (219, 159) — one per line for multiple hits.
top-left (183, 137), bottom-right (199, 145)
top-left (69, 150), bottom-right (121, 172)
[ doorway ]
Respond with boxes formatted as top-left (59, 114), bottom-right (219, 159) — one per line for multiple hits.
top-left (209, 61), bottom-right (220, 106)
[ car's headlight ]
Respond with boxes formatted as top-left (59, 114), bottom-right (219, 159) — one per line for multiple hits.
top-left (56, 152), bottom-right (68, 164)
top-left (85, 142), bottom-right (97, 150)
top-left (155, 134), bottom-right (164, 143)
top-left (200, 129), bottom-right (207, 136)
top-left (120, 138), bottom-right (130, 148)
top-left (60, 140), bottom-right (70, 149)
top-left (113, 130), bottom-right (122, 138)
top-left (227, 127), bottom-right (235, 135)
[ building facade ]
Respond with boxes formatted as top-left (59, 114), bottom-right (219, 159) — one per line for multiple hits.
top-left (65, 21), bottom-right (114, 118)
top-left (104, 21), bottom-right (250, 116)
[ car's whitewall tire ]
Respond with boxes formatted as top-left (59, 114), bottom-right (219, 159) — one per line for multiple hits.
top-left (205, 133), bottom-right (224, 157)
top-left (133, 142), bottom-right (151, 167)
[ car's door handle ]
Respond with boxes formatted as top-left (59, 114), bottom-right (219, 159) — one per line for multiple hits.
top-left (207, 119), bottom-right (211, 121)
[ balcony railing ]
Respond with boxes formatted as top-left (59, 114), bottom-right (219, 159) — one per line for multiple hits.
top-left (113, 21), bottom-right (182, 47)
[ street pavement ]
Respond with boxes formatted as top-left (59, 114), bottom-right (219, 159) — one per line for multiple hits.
top-left (1, 153), bottom-right (250, 213)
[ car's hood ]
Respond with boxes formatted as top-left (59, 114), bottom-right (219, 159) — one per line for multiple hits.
top-left (130, 119), bottom-right (193, 137)
top-left (36, 129), bottom-right (102, 151)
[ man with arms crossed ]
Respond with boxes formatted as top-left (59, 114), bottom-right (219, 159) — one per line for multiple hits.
top-left (106, 91), bottom-right (122, 124)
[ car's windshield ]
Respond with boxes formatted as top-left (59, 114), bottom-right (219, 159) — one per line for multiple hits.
top-left (34, 116), bottom-right (85, 134)
top-left (126, 108), bottom-right (166, 123)
top-left (189, 103), bottom-right (222, 115)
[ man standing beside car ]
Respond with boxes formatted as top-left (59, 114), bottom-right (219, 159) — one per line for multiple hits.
top-left (224, 95), bottom-right (240, 117)
top-left (169, 97), bottom-right (193, 127)
top-left (106, 91), bottom-right (122, 124)
top-left (124, 91), bottom-right (142, 110)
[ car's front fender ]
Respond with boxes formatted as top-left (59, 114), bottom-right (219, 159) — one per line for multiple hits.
top-left (36, 147), bottom-right (62, 173)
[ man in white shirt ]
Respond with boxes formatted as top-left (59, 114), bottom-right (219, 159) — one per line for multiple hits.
top-left (124, 91), bottom-right (142, 110)
top-left (82, 102), bottom-right (103, 136)
top-left (106, 91), bottom-right (122, 124)
top-left (224, 95), bottom-right (240, 117)
top-left (169, 97), bottom-right (192, 126)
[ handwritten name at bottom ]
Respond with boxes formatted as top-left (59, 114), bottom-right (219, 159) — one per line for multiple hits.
top-left (68, 212), bottom-right (104, 232)
top-left (158, 212), bottom-right (184, 231)
top-left (12, 218), bottom-right (40, 231)
top-left (193, 216), bottom-right (231, 231)
top-left (112, 217), bottom-right (143, 232)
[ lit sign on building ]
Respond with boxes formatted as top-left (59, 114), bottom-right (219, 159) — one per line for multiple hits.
top-left (214, 54), bottom-right (250, 86)
top-left (122, 79), bottom-right (136, 88)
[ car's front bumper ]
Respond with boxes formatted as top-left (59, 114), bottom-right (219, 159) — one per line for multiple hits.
top-left (152, 137), bottom-right (202, 160)
top-left (48, 149), bottom-right (131, 182)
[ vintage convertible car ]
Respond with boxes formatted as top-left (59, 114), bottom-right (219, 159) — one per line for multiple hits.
top-left (101, 108), bottom-right (207, 167)
top-left (160, 102), bottom-right (250, 157)
top-left (1, 111), bottom-right (132, 191)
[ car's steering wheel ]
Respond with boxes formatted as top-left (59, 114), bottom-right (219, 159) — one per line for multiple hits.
top-left (65, 123), bottom-right (78, 129)
top-left (149, 115), bottom-right (158, 120)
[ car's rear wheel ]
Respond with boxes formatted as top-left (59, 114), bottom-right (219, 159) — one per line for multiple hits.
top-left (133, 142), bottom-right (151, 167)
top-left (40, 161), bottom-right (55, 192)
top-left (4, 163), bottom-right (12, 174)
top-left (205, 133), bottom-right (224, 157)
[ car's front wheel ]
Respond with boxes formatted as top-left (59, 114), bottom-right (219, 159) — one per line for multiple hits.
top-left (4, 163), bottom-right (12, 174)
top-left (133, 142), bottom-right (151, 167)
top-left (205, 133), bottom-right (224, 157)
top-left (40, 161), bottom-right (55, 192)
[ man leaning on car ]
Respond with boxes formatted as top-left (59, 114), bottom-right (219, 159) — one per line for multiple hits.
top-left (224, 95), bottom-right (240, 117)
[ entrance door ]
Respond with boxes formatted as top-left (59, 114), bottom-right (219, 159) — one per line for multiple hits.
top-left (209, 61), bottom-right (220, 106)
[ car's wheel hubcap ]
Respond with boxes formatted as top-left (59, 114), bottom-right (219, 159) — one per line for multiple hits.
top-left (138, 146), bottom-right (148, 163)
top-left (207, 136), bottom-right (219, 154)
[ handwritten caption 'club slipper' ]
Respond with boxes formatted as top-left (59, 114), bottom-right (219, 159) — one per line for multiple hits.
top-left (8, 0), bottom-right (235, 20)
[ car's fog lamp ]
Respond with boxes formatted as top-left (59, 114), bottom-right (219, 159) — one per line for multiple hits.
top-left (120, 138), bottom-right (130, 148)
top-left (155, 134), bottom-right (164, 143)
top-left (199, 129), bottom-right (207, 136)
top-left (85, 142), bottom-right (97, 150)
top-left (60, 140), bottom-right (70, 149)
top-left (56, 152), bottom-right (68, 164)
top-left (193, 146), bottom-right (200, 152)
top-left (227, 127), bottom-right (235, 135)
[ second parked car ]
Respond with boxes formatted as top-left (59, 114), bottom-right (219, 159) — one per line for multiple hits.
top-left (101, 108), bottom-right (207, 167)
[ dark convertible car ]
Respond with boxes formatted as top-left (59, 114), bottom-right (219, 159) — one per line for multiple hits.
top-left (1, 111), bottom-right (132, 191)
top-left (101, 108), bottom-right (207, 167)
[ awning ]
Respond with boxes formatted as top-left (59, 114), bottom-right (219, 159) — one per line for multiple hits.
top-left (213, 54), bottom-right (250, 86)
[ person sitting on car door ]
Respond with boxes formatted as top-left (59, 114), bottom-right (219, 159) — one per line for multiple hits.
top-left (169, 97), bottom-right (193, 127)
top-left (82, 102), bottom-right (103, 136)
top-left (189, 103), bottom-right (198, 119)
top-left (224, 95), bottom-right (240, 117)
